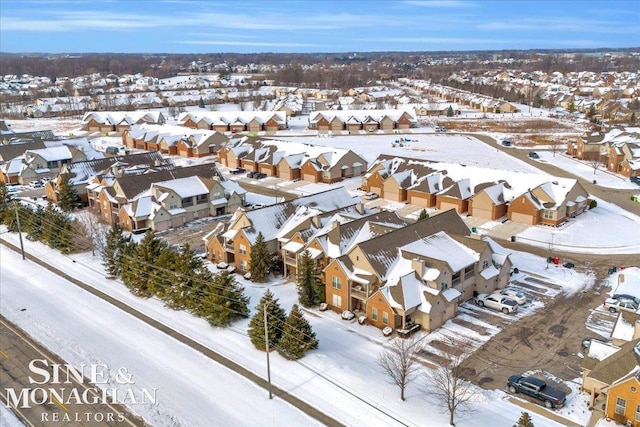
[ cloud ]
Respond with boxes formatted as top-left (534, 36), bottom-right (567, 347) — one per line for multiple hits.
top-left (174, 40), bottom-right (319, 48)
top-left (402, 0), bottom-right (476, 7)
top-left (476, 18), bottom-right (639, 35)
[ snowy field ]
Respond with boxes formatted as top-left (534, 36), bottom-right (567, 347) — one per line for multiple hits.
top-left (0, 230), bottom-right (599, 427)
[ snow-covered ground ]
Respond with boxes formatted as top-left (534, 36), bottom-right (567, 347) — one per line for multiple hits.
top-left (1, 230), bottom-right (598, 427)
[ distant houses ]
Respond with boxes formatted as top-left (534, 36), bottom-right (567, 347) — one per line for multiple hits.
top-left (178, 111), bottom-right (288, 133)
top-left (308, 109), bottom-right (417, 133)
top-left (81, 111), bottom-right (166, 134)
top-left (361, 155), bottom-right (592, 227)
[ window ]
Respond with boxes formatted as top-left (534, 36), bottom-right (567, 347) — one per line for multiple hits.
top-left (47, 160), bottom-right (58, 169)
top-left (635, 404), bottom-right (640, 421)
top-left (464, 265), bottom-right (474, 277)
top-left (332, 294), bottom-right (342, 308)
top-left (196, 194), bottom-right (208, 204)
top-left (239, 244), bottom-right (246, 255)
top-left (181, 197), bottom-right (193, 207)
top-left (543, 209), bottom-right (554, 220)
top-left (239, 260), bottom-right (247, 271)
top-left (440, 282), bottom-right (448, 291)
top-left (452, 271), bottom-right (461, 286)
top-left (169, 203), bottom-right (177, 210)
top-left (382, 311), bottom-right (388, 325)
top-left (482, 260), bottom-right (489, 270)
top-left (331, 276), bottom-right (342, 290)
top-left (615, 397), bottom-right (626, 415)
top-left (372, 308), bottom-right (378, 321)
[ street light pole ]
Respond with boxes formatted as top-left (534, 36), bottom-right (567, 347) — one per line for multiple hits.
top-left (14, 201), bottom-right (25, 260)
top-left (264, 303), bottom-right (273, 399)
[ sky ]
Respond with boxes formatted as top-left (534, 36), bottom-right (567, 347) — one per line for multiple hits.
top-left (0, 0), bottom-right (639, 54)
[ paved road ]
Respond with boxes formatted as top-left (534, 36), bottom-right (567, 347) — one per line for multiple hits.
top-left (0, 239), bottom-right (345, 427)
top-left (0, 317), bottom-right (145, 427)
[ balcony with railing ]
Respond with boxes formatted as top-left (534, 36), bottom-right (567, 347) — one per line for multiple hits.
top-left (224, 241), bottom-right (234, 252)
top-left (351, 285), bottom-right (368, 300)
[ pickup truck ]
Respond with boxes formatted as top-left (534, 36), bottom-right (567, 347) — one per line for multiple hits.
top-left (475, 293), bottom-right (518, 314)
top-left (507, 375), bottom-right (567, 409)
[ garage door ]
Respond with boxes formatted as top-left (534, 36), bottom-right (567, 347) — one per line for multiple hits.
top-left (386, 191), bottom-right (402, 202)
top-left (511, 212), bottom-right (535, 225)
top-left (370, 186), bottom-right (382, 195)
top-left (303, 173), bottom-right (317, 182)
top-left (409, 195), bottom-right (428, 207)
top-left (472, 207), bottom-right (492, 220)
top-left (439, 202), bottom-right (459, 213)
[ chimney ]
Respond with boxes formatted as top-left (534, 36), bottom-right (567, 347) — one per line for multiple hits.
top-left (311, 215), bottom-right (321, 228)
top-left (411, 258), bottom-right (425, 278)
top-left (355, 202), bottom-right (365, 214)
top-left (328, 220), bottom-right (340, 246)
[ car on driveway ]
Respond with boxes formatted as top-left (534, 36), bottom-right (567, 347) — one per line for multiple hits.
top-left (507, 375), bottom-right (567, 409)
top-left (501, 140), bottom-right (513, 147)
top-left (499, 288), bottom-right (527, 305)
top-left (603, 297), bottom-right (639, 313)
top-left (611, 294), bottom-right (640, 305)
top-left (528, 151), bottom-right (540, 159)
top-left (364, 192), bottom-right (379, 200)
top-left (475, 293), bottom-right (518, 314)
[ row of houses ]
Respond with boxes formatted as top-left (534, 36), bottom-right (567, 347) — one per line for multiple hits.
top-left (121, 124), bottom-right (229, 158)
top-left (81, 111), bottom-right (167, 134)
top-left (217, 138), bottom-right (368, 184)
top-left (362, 155), bottom-right (591, 227)
top-left (178, 111), bottom-right (288, 134)
top-left (308, 109), bottom-right (417, 133)
top-left (205, 187), bottom-right (512, 333)
top-left (568, 128), bottom-right (640, 178)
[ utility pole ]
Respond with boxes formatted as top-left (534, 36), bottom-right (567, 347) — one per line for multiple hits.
top-left (14, 201), bottom-right (25, 260)
top-left (264, 303), bottom-right (273, 399)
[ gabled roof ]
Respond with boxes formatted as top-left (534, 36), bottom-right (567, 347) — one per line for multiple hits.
top-left (354, 209), bottom-right (470, 279)
top-left (64, 151), bottom-right (165, 186)
top-left (588, 338), bottom-right (640, 385)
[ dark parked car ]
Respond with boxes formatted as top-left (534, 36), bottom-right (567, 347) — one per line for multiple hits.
top-left (528, 151), bottom-right (540, 159)
top-left (630, 176), bottom-right (640, 185)
top-left (501, 140), bottom-right (513, 147)
top-left (507, 375), bottom-right (566, 409)
top-left (230, 167), bottom-right (246, 175)
top-left (254, 172), bottom-right (267, 179)
top-left (246, 171), bottom-right (258, 178)
top-left (612, 294), bottom-right (640, 305)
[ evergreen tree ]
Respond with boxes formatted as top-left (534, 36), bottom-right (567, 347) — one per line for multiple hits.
top-left (446, 105), bottom-right (454, 117)
top-left (514, 411), bottom-right (534, 427)
top-left (102, 223), bottom-right (131, 279)
top-left (586, 104), bottom-right (597, 121)
top-left (249, 232), bottom-right (269, 283)
top-left (418, 209), bottom-right (429, 221)
top-left (296, 250), bottom-right (322, 307)
top-left (198, 96), bottom-right (205, 108)
top-left (0, 183), bottom-right (10, 226)
top-left (631, 111), bottom-right (636, 125)
top-left (26, 205), bottom-right (45, 241)
top-left (278, 304), bottom-right (318, 360)
top-left (163, 244), bottom-right (205, 310)
top-left (567, 99), bottom-right (576, 113)
top-left (121, 230), bottom-right (168, 297)
top-left (56, 174), bottom-right (81, 212)
top-left (199, 271), bottom-right (250, 326)
top-left (248, 290), bottom-right (286, 350)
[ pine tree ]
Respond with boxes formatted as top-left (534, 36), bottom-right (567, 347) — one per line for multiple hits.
top-left (296, 250), bottom-right (322, 307)
top-left (514, 411), bottom-right (534, 427)
top-left (249, 232), bottom-right (270, 283)
top-left (56, 174), bottom-right (81, 212)
top-left (278, 304), bottom-right (318, 360)
top-left (631, 111), bottom-right (636, 125)
top-left (26, 206), bottom-right (44, 241)
top-left (199, 271), bottom-right (250, 326)
top-left (446, 105), bottom-right (454, 117)
top-left (199, 96), bottom-right (205, 108)
top-left (418, 209), bottom-right (429, 221)
top-left (121, 230), bottom-right (168, 297)
top-left (102, 223), bottom-right (131, 279)
top-left (247, 290), bottom-right (286, 350)
top-left (0, 183), bottom-right (10, 226)
top-left (567, 99), bottom-right (576, 113)
top-left (162, 244), bottom-right (199, 309)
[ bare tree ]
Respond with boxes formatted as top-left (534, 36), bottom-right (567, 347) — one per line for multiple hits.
top-left (377, 337), bottom-right (423, 401)
top-left (588, 153), bottom-right (604, 176)
top-left (77, 211), bottom-right (109, 256)
top-left (423, 338), bottom-right (476, 426)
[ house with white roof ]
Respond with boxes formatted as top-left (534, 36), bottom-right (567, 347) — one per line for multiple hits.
top-left (309, 109), bottom-right (417, 133)
top-left (19, 145), bottom-right (87, 185)
top-left (323, 209), bottom-right (512, 333)
top-left (205, 187), bottom-right (362, 274)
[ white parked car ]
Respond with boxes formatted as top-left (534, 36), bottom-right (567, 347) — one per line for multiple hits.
top-left (364, 192), bottom-right (379, 200)
top-left (475, 293), bottom-right (518, 314)
top-left (603, 298), bottom-right (639, 314)
top-left (29, 180), bottom-right (43, 189)
top-left (499, 288), bottom-right (527, 305)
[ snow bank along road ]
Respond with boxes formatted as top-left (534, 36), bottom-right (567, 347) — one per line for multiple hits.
top-left (0, 240), bottom-right (341, 427)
